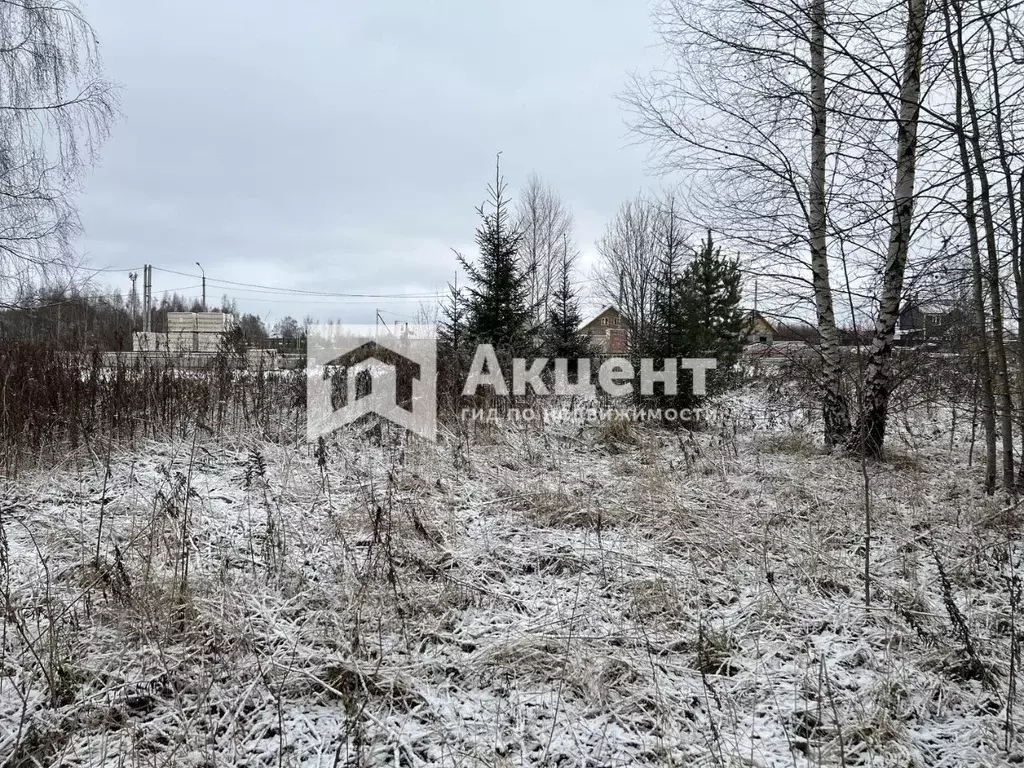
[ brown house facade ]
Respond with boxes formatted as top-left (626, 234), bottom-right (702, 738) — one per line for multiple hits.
top-left (580, 306), bottom-right (629, 355)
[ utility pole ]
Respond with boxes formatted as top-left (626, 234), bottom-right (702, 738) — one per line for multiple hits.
top-left (143, 265), bottom-right (152, 332)
top-left (195, 262), bottom-right (206, 311)
top-left (142, 265), bottom-right (148, 332)
top-left (129, 271), bottom-right (138, 330)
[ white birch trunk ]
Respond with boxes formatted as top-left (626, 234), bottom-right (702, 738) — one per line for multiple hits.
top-left (809, 0), bottom-right (851, 447)
top-left (855, 0), bottom-right (927, 457)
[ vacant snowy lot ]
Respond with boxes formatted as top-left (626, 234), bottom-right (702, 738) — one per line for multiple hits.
top-left (1, 391), bottom-right (1020, 767)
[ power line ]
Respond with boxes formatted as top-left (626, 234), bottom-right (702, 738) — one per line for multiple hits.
top-left (155, 285), bottom-right (202, 295)
top-left (150, 266), bottom-right (443, 299)
top-left (376, 309), bottom-right (419, 320)
top-left (84, 265), bottom-right (146, 273)
top-left (216, 283), bottom-right (444, 299)
top-left (186, 283), bottom-right (444, 299)
top-left (214, 295), bottom-right (437, 306)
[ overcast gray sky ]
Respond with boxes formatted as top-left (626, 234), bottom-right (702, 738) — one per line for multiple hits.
top-left (77, 0), bottom-right (664, 326)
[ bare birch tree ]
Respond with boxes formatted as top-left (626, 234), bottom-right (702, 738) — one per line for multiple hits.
top-left (592, 192), bottom-right (663, 343)
top-left (924, 0), bottom-right (1024, 491)
top-left (625, 0), bottom-right (869, 446)
top-left (981, 6), bottom-right (1024, 486)
top-left (515, 174), bottom-right (575, 326)
top-left (854, 0), bottom-right (927, 458)
top-left (0, 1), bottom-right (117, 300)
top-left (626, 0), bottom-right (986, 458)
top-left (954, 3), bottom-right (1015, 488)
top-left (809, 0), bottom-right (855, 446)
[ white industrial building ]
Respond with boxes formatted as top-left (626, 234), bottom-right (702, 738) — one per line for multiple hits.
top-left (133, 312), bottom-right (236, 354)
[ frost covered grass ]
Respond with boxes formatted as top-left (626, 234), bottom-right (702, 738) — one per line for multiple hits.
top-left (0, 388), bottom-right (1021, 767)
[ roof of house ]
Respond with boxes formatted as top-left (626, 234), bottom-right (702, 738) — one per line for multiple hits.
top-left (578, 305), bottom-right (624, 331)
top-left (743, 310), bottom-right (776, 331)
top-left (914, 304), bottom-right (957, 316)
top-left (901, 298), bottom-right (958, 315)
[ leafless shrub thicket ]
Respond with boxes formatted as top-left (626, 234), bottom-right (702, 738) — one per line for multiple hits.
top-left (0, 345), bottom-right (305, 477)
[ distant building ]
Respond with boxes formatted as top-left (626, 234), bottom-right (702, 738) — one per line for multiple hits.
top-left (745, 311), bottom-right (776, 344)
top-left (579, 306), bottom-right (629, 355)
top-left (134, 312), bottom-right (236, 354)
top-left (897, 301), bottom-right (958, 343)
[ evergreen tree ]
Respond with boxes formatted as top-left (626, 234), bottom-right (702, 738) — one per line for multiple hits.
top-left (438, 283), bottom-right (467, 352)
top-left (638, 226), bottom-right (744, 418)
top-left (457, 157), bottom-right (535, 354)
top-left (437, 282), bottom-right (469, 410)
top-left (677, 230), bottom-right (746, 392)
top-left (544, 236), bottom-right (593, 359)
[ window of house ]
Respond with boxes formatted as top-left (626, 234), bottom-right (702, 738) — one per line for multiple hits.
top-left (602, 317), bottom-right (610, 325)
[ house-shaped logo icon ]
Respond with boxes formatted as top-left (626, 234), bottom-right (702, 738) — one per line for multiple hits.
top-left (306, 325), bottom-right (437, 441)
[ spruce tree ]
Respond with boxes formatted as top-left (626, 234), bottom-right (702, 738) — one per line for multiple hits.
top-left (639, 225), bottom-right (745, 418)
top-left (437, 283), bottom-right (467, 352)
top-left (457, 157), bottom-right (535, 355)
top-left (437, 282), bottom-right (468, 410)
top-left (677, 230), bottom-right (746, 392)
top-left (544, 236), bottom-right (592, 359)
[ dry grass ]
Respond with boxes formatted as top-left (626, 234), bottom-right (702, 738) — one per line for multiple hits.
top-left (753, 429), bottom-right (818, 456)
top-left (0, 394), bottom-right (1020, 767)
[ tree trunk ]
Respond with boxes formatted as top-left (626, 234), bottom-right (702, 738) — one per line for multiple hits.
top-left (1018, 172), bottom-right (1024, 486)
top-left (943, 0), bottom-right (997, 492)
top-left (953, 0), bottom-right (1016, 489)
top-left (809, 0), bottom-right (851, 447)
top-left (983, 10), bottom-right (1024, 488)
top-left (854, 0), bottom-right (927, 457)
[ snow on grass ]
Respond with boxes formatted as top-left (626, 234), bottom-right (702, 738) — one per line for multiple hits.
top-left (0, 392), bottom-right (1021, 766)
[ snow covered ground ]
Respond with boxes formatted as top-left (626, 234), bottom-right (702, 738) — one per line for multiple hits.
top-left (0, 389), bottom-right (1021, 766)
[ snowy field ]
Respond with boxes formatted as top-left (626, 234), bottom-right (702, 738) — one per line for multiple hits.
top-left (0, 389), bottom-right (1021, 767)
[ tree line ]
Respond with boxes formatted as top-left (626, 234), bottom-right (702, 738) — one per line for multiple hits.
top-left (437, 158), bottom-right (746, 416)
top-left (0, 285), bottom-right (276, 351)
